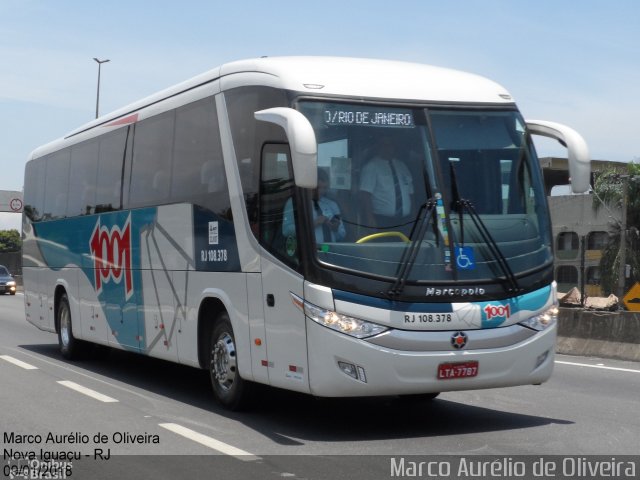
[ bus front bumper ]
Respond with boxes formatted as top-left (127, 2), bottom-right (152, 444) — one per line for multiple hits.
top-left (306, 318), bottom-right (556, 397)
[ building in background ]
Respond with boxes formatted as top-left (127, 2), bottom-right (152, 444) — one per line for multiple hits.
top-left (543, 157), bottom-right (625, 297)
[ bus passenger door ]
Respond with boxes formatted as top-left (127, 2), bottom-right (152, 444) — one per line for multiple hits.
top-left (257, 144), bottom-right (310, 393)
top-left (259, 258), bottom-right (307, 392)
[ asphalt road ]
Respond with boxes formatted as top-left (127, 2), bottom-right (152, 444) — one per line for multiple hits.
top-left (1, 293), bottom-right (639, 479)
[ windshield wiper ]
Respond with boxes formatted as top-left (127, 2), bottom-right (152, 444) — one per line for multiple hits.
top-left (456, 199), bottom-right (520, 293)
top-left (448, 161), bottom-right (520, 294)
top-left (386, 199), bottom-right (437, 298)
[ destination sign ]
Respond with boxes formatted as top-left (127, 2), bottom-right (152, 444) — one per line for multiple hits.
top-left (324, 106), bottom-right (414, 128)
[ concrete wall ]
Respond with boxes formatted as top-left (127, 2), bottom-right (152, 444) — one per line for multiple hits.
top-left (557, 308), bottom-right (640, 362)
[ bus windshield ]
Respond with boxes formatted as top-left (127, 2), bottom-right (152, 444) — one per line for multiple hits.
top-left (297, 101), bottom-right (552, 286)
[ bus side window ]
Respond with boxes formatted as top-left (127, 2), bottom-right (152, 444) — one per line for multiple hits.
top-left (129, 112), bottom-right (174, 208)
top-left (43, 150), bottom-right (70, 220)
top-left (68, 140), bottom-right (98, 217)
top-left (259, 144), bottom-right (299, 268)
top-left (171, 96), bottom-right (228, 215)
top-left (24, 159), bottom-right (46, 222)
top-left (224, 86), bottom-right (288, 232)
top-left (97, 128), bottom-right (128, 211)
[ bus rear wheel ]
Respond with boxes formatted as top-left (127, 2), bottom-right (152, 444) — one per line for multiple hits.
top-left (209, 313), bottom-right (251, 410)
top-left (57, 293), bottom-right (84, 359)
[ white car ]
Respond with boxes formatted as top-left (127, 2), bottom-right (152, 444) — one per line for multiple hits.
top-left (0, 265), bottom-right (16, 295)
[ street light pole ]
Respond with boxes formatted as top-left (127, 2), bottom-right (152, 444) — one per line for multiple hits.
top-left (93, 58), bottom-right (110, 119)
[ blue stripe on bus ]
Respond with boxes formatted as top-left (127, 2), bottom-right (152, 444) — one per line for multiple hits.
top-left (477, 285), bottom-right (551, 328)
top-left (35, 208), bottom-right (157, 352)
top-left (32, 205), bottom-right (243, 352)
top-left (333, 285), bottom-right (553, 322)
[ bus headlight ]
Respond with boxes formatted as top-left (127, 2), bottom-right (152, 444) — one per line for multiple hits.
top-left (519, 305), bottom-right (558, 331)
top-left (303, 301), bottom-right (388, 339)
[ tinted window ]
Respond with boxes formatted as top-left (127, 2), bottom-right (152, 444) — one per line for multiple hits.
top-left (24, 158), bottom-right (46, 222)
top-left (97, 128), bottom-right (127, 212)
top-left (129, 112), bottom-right (174, 208)
top-left (43, 150), bottom-right (70, 220)
top-left (68, 140), bottom-right (99, 216)
top-left (260, 144), bottom-right (299, 268)
top-left (171, 97), bottom-right (228, 213)
top-left (225, 86), bottom-right (287, 227)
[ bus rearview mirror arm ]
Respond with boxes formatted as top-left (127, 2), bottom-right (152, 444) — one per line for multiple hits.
top-left (526, 120), bottom-right (591, 194)
top-left (255, 107), bottom-right (318, 189)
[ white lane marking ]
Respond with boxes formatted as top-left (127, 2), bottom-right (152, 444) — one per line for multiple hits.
top-left (14, 349), bottom-right (157, 401)
top-left (57, 380), bottom-right (119, 403)
top-left (159, 423), bottom-right (259, 461)
top-left (0, 355), bottom-right (38, 370)
top-left (556, 360), bottom-right (640, 374)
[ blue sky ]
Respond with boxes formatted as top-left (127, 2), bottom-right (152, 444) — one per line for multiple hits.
top-left (1, 0), bottom-right (639, 230)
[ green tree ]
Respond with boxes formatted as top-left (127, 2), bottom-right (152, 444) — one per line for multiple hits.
top-left (0, 229), bottom-right (21, 252)
top-left (592, 162), bottom-right (640, 295)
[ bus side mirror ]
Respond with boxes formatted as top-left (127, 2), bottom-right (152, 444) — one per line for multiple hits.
top-left (255, 107), bottom-right (318, 189)
top-left (526, 120), bottom-right (591, 193)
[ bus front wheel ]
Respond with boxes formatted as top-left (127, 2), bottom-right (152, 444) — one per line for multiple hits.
top-left (209, 313), bottom-right (251, 410)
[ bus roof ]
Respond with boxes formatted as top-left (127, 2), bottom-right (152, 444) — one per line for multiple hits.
top-left (221, 56), bottom-right (513, 103)
top-left (31, 56), bottom-right (514, 159)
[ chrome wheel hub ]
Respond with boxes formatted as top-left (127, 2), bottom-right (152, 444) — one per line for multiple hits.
top-left (60, 307), bottom-right (70, 347)
top-left (211, 333), bottom-right (236, 391)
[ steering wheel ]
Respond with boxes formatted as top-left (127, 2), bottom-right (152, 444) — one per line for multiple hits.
top-left (356, 231), bottom-right (410, 244)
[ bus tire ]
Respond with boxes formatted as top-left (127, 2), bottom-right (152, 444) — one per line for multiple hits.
top-left (57, 293), bottom-right (84, 360)
top-left (209, 313), bottom-right (251, 410)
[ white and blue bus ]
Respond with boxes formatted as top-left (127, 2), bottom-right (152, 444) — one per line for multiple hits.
top-left (23, 57), bottom-right (590, 409)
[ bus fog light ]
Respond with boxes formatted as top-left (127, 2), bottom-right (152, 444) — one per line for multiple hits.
top-left (519, 306), bottom-right (558, 331)
top-left (337, 361), bottom-right (367, 383)
top-left (338, 361), bottom-right (358, 380)
top-left (535, 350), bottom-right (550, 368)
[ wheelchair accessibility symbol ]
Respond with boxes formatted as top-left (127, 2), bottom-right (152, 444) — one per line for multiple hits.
top-left (455, 246), bottom-right (475, 270)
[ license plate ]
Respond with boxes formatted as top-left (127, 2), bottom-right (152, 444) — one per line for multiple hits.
top-left (437, 361), bottom-right (479, 380)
